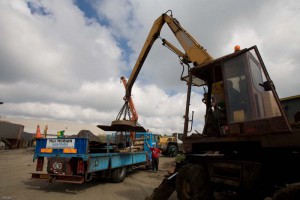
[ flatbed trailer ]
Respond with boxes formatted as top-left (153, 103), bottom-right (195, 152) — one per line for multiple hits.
top-left (31, 133), bottom-right (152, 184)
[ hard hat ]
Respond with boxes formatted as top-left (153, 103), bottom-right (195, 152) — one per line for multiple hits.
top-left (234, 45), bottom-right (240, 52)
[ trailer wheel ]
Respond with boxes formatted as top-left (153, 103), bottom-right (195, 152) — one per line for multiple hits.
top-left (168, 145), bottom-right (178, 157)
top-left (112, 167), bottom-right (126, 183)
top-left (176, 164), bottom-right (213, 200)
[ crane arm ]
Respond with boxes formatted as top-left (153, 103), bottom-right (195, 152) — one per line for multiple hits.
top-left (125, 12), bottom-right (213, 99)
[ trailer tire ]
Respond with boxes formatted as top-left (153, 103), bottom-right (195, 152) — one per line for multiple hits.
top-left (168, 145), bottom-right (178, 157)
top-left (112, 167), bottom-right (126, 183)
top-left (176, 164), bottom-right (213, 200)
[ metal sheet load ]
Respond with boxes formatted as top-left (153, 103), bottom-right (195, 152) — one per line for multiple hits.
top-left (111, 120), bottom-right (136, 127)
top-left (97, 120), bottom-right (146, 132)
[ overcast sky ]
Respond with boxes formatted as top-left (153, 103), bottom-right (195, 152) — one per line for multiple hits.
top-left (1, 0), bottom-right (299, 135)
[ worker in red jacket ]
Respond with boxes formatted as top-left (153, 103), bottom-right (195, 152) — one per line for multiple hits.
top-left (146, 142), bottom-right (161, 173)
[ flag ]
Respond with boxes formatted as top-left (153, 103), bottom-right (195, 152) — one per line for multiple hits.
top-left (57, 130), bottom-right (65, 138)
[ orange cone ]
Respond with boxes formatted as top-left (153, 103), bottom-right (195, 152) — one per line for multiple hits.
top-left (36, 125), bottom-right (42, 138)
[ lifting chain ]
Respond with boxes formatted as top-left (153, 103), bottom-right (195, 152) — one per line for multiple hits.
top-left (116, 100), bottom-right (132, 121)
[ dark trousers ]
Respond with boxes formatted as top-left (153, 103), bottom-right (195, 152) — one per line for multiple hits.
top-left (152, 157), bottom-right (159, 172)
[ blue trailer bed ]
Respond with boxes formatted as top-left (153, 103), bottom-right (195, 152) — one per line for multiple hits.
top-left (31, 135), bottom-right (151, 184)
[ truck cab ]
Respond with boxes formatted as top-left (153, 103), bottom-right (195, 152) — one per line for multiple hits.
top-left (109, 131), bottom-right (156, 165)
top-left (157, 133), bottom-right (183, 157)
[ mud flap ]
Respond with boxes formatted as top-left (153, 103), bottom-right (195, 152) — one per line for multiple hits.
top-left (145, 172), bottom-right (177, 200)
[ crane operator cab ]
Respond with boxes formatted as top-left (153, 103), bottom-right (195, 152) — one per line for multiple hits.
top-left (187, 46), bottom-right (291, 137)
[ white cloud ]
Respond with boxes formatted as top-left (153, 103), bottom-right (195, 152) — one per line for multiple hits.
top-left (2, 102), bottom-right (115, 125)
top-left (0, 0), bottom-right (122, 89)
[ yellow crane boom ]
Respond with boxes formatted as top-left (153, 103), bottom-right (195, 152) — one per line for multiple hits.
top-left (124, 11), bottom-right (213, 99)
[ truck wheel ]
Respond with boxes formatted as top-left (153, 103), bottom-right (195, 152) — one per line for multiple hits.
top-left (168, 145), bottom-right (178, 157)
top-left (176, 164), bottom-right (213, 200)
top-left (273, 185), bottom-right (300, 200)
top-left (85, 172), bottom-right (93, 181)
top-left (145, 164), bottom-right (151, 170)
top-left (112, 167), bottom-right (126, 183)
